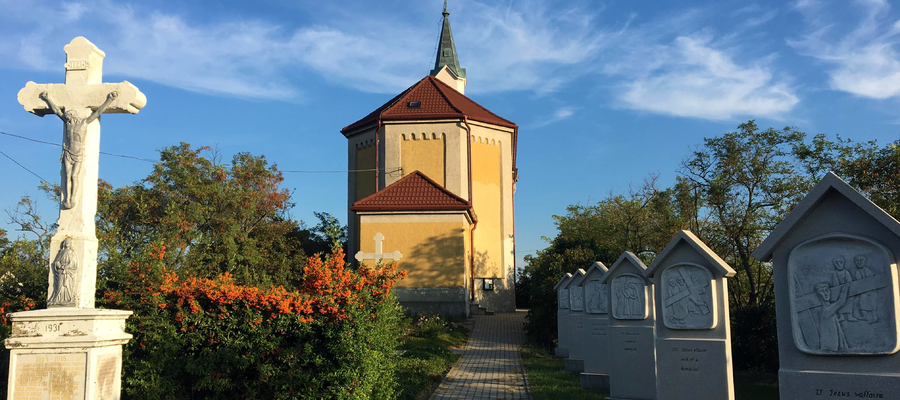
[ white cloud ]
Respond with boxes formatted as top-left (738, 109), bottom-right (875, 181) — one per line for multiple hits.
top-left (790, 0), bottom-right (900, 99)
top-left (604, 19), bottom-right (798, 120)
top-left (0, 0), bottom-right (607, 98)
top-left (532, 107), bottom-right (576, 128)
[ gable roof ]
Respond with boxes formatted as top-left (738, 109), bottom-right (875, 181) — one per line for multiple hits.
top-left (600, 251), bottom-right (648, 284)
top-left (645, 230), bottom-right (736, 278)
top-left (565, 269), bottom-right (587, 288)
top-left (554, 273), bottom-right (574, 291)
top-left (350, 171), bottom-right (474, 217)
top-left (583, 261), bottom-right (609, 281)
top-left (752, 172), bottom-right (900, 261)
top-left (341, 75), bottom-right (517, 135)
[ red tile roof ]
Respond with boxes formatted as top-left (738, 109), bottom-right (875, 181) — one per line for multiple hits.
top-left (341, 76), bottom-right (517, 134)
top-left (351, 171), bottom-right (475, 220)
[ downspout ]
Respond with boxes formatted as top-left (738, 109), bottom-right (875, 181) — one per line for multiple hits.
top-left (464, 116), bottom-right (476, 302)
top-left (375, 118), bottom-right (382, 191)
top-left (511, 126), bottom-right (518, 289)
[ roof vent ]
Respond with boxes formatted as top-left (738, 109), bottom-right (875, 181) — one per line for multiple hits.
top-left (407, 101), bottom-right (421, 109)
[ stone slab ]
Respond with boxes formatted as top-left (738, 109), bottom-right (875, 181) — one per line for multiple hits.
top-left (565, 358), bottom-right (584, 373)
top-left (555, 347), bottom-right (569, 358)
top-left (580, 372), bottom-right (610, 392)
top-left (655, 338), bottom-right (732, 400)
top-left (608, 326), bottom-right (657, 400)
top-left (583, 315), bottom-right (610, 373)
top-left (780, 369), bottom-right (900, 400)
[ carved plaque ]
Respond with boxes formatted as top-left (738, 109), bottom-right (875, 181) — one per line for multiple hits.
top-left (13, 353), bottom-right (86, 400)
top-left (661, 264), bottom-right (716, 329)
top-left (788, 234), bottom-right (899, 355)
top-left (95, 354), bottom-right (119, 400)
top-left (611, 274), bottom-right (648, 320)
top-left (559, 288), bottom-right (569, 309)
top-left (571, 286), bottom-right (584, 311)
top-left (585, 280), bottom-right (609, 314)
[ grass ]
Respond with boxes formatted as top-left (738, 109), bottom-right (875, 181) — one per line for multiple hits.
top-left (520, 345), bottom-right (607, 400)
top-left (521, 345), bottom-right (781, 400)
top-left (395, 315), bottom-right (470, 400)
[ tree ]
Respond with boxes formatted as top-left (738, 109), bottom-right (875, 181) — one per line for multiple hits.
top-left (680, 121), bottom-right (808, 310)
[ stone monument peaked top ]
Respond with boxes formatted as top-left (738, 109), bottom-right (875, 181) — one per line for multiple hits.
top-left (645, 230), bottom-right (736, 279)
top-left (753, 172), bottom-right (900, 262)
top-left (584, 261), bottom-right (608, 279)
top-left (566, 269), bottom-right (587, 289)
top-left (554, 272), bottom-right (574, 291)
top-left (600, 251), bottom-right (648, 284)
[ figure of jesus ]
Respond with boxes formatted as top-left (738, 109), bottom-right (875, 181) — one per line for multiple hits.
top-left (830, 256), bottom-right (857, 322)
top-left (814, 282), bottom-right (850, 351)
top-left (39, 91), bottom-right (117, 209)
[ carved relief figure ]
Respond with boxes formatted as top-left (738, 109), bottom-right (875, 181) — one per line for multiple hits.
top-left (830, 256), bottom-right (857, 322)
top-left (585, 280), bottom-right (608, 314)
top-left (612, 275), bottom-right (645, 319)
top-left (48, 238), bottom-right (78, 306)
top-left (814, 282), bottom-right (851, 351)
top-left (854, 255), bottom-right (878, 323)
top-left (571, 286), bottom-right (584, 311)
top-left (788, 235), bottom-right (897, 355)
top-left (559, 288), bottom-right (569, 309)
top-left (661, 265), bottom-right (714, 329)
top-left (40, 91), bottom-right (117, 209)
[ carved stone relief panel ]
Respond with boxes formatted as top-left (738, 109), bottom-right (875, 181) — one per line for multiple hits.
top-left (611, 274), bottom-right (648, 320)
top-left (788, 234), bottom-right (899, 355)
top-left (661, 264), bottom-right (716, 329)
top-left (571, 286), bottom-right (584, 311)
top-left (559, 288), bottom-right (570, 309)
top-left (585, 280), bottom-right (609, 314)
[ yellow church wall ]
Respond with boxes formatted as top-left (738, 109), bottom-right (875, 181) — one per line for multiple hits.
top-left (355, 144), bottom-right (376, 202)
top-left (400, 133), bottom-right (446, 186)
top-left (471, 135), bottom-right (503, 279)
top-left (358, 213), bottom-right (470, 289)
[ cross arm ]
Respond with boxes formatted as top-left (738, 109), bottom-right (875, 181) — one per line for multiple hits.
top-left (18, 81), bottom-right (146, 117)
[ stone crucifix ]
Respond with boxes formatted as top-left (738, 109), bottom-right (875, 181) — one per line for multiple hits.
top-left (355, 233), bottom-right (403, 264)
top-left (17, 37), bottom-right (146, 308)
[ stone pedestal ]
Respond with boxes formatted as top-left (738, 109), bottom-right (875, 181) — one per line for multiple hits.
top-left (580, 372), bottom-right (611, 392)
top-left (5, 308), bottom-right (132, 400)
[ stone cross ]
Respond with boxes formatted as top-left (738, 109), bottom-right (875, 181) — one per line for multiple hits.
top-left (355, 233), bottom-right (402, 263)
top-left (17, 37), bottom-right (146, 308)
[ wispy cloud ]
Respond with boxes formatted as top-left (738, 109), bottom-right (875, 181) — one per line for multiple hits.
top-left (532, 107), bottom-right (576, 128)
top-left (0, 0), bottom-right (606, 99)
top-left (603, 11), bottom-right (798, 120)
top-left (790, 0), bottom-right (900, 99)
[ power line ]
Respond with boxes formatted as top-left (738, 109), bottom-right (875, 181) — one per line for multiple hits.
top-left (1, 130), bottom-right (402, 174)
top-left (0, 131), bottom-right (155, 162)
top-left (0, 149), bottom-right (49, 184)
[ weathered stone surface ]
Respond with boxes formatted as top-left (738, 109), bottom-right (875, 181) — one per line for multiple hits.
top-left (602, 252), bottom-right (657, 400)
top-left (580, 261), bottom-right (610, 380)
top-left (565, 269), bottom-right (587, 372)
top-left (554, 273), bottom-right (573, 358)
top-left (753, 172), bottom-right (900, 400)
top-left (645, 230), bottom-right (737, 400)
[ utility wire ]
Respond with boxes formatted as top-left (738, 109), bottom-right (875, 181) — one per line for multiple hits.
top-left (0, 131), bottom-right (155, 163)
top-left (1, 130), bottom-right (403, 174)
top-left (0, 149), bottom-right (49, 184)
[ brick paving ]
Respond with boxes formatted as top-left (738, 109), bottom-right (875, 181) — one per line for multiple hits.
top-left (430, 310), bottom-right (530, 400)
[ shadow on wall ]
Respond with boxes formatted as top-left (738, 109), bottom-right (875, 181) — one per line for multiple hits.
top-left (406, 231), bottom-right (467, 288)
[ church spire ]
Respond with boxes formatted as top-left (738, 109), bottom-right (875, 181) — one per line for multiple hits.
top-left (430, 0), bottom-right (466, 79)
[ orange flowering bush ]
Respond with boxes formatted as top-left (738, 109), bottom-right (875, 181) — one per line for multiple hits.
top-left (102, 248), bottom-right (406, 400)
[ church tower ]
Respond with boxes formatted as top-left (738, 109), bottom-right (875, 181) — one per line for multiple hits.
top-left (341, 2), bottom-right (518, 316)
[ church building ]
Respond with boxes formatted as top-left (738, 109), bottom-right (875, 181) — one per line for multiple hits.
top-left (340, 2), bottom-right (518, 316)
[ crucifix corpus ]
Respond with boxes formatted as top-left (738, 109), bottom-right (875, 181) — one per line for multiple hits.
top-left (17, 36), bottom-right (146, 308)
top-left (355, 233), bottom-right (403, 264)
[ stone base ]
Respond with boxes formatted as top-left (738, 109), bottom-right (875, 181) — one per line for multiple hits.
top-left (555, 347), bottom-right (569, 358)
top-left (580, 372), bottom-right (610, 392)
top-left (565, 358), bottom-right (584, 372)
top-left (5, 308), bottom-right (132, 400)
top-left (780, 369), bottom-right (900, 400)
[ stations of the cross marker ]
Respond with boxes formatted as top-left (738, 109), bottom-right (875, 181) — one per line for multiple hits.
top-left (355, 233), bottom-right (402, 263)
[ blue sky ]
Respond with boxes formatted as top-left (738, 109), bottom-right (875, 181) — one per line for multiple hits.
top-left (1, 0), bottom-right (900, 268)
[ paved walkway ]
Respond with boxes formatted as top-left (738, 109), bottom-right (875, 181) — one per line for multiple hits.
top-left (431, 310), bottom-right (530, 400)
